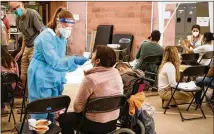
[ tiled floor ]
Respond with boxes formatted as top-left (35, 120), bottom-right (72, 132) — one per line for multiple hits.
top-left (1, 95), bottom-right (213, 134)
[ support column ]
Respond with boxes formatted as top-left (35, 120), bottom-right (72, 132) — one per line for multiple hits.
top-left (158, 2), bottom-right (165, 46)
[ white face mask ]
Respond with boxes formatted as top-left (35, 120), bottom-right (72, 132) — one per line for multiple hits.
top-left (1, 16), bottom-right (4, 19)
top-left (59, 27), bottom-right (72, 39)
top-left (192, 32), bottom-right (199, 37)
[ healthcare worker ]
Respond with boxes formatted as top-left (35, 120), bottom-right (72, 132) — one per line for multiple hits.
top-left (27, 8), bottom-right (87, 121)
top-left (186, 24), bottom-right (203, 48)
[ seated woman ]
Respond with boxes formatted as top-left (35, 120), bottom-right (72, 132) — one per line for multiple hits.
top-left (1, 46), bottom-right (19, 114)
top-left (59, 45), bottom-right (123, 134)
top-left (182, 32), bottom-right (214, 65)
top-left (158, 46), bottom-right (193, 108)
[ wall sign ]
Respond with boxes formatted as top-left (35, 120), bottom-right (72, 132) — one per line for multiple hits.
top-left (196, 17), bottom-right (210, 27)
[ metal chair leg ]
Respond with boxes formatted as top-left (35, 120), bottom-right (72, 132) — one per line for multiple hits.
top-left (20, 96), bottom-right (25, 122)
top-left (164, 89), bottom-right (177, 114)
top-left (173, 97), bottom-right (185, 122)
top-left (8, 99), bottom-right (14, 122)
top-left (186, 92), bottom-right (195, 111)
top-left (196, 87), bottom-right (209, 110)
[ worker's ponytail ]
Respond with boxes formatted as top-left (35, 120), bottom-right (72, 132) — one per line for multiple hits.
top-left (47, 7), bottom-right (66, 31)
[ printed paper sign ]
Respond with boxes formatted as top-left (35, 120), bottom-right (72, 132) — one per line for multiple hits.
top-left (196, 17), bottom-right (209, 27)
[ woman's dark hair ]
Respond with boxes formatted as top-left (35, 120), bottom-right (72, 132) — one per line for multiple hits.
top-left (191, 24), bottom-right (201, 32)
top-left (93, 45), bottom-right (116, 67)
top-left (203, 32), bottom-right (214, 42)
top-left (47, 7), bottom-right (74, 30)
top-left (150, 30), bottom-right (161, 42)
top-left (1, 46), bottom-right (16, 68)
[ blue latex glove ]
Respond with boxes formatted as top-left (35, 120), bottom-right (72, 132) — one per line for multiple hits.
top-left (74, 56), bottom-right (88, 65)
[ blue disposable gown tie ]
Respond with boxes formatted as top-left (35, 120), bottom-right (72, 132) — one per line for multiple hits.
top-left (27, 28), bottom-right (87, 120)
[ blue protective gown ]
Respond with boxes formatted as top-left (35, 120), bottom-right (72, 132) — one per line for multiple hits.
top-left (27, 28), bottom-right (87, 120)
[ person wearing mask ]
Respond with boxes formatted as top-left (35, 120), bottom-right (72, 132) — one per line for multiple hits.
top-left (186, 24), bottom-right (203, 49)
top-left (27, 8), bottom-right (87, 122)
top-left (182, 32), bottom-right (214, 65)
top-left (158, 46), bottom-right (193, 108)
top-left (9, 2), bottom-right (45, 91)
top-left (59, 45), bottom-right (123, 134)
top-left (135, 30), bottom-right (164, 72)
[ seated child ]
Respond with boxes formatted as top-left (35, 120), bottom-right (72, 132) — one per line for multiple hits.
top-left (115, 62), bottom-right (145, 97)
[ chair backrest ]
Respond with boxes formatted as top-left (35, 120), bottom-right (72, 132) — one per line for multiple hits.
top-left (1, 72), bottom-right (18, 102)
top-left (85, 95), bottom-right (127, 113)
top-left (200, 51), bottom-right (214, 60)
top-left (181, 65), bottom-right (206, 78)
top-left (142, 55), bottom-right (163, 65)
top-left (181, 53), bottom-right (199, 65)
top-left (26, 95), bottom-right (71, 114)
top-left (175, 46), bottom-right (184, 53)
top-left (181, 53), bottom-right (199, 61)
top-left (1, 72), bottom-right (19, 84)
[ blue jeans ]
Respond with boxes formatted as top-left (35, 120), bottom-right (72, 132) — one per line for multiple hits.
top-left (195, 77), bottom-right (213, 104)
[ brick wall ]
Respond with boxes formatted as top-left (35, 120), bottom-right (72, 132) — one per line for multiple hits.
top-left (67, 2), bottom-right (87, 56)
top-left (87, 2), bottom-right (152, 57)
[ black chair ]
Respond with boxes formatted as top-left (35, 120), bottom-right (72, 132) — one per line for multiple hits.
top-left (94, 25), bottom-right (113, 49)
top-left (112, 34), bottom-right (134, 62)
top-left (181, 53), bottom-right (200, 65)
top-left (76, 95), bottom-right (127, 134)
top-left (1, 72), bottom-right (18, 132)
top-left (16, 95), bottom-right (71, 134)
top-left (198, 51), bottom-right (214, 65)
top-left (164, 66), bottom-right (207, 121)
top-left (142, 55), bottom-right (163, 91)
top-left (175, 46), bottom-right (184, 53)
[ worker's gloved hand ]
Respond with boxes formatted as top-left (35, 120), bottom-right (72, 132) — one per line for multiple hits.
top-left (74, 56), bottom-right (88, 65)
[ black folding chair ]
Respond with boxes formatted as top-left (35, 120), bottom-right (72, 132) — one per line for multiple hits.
top-left (181, 53), bottom-right (199, 65)
top-left (142, 55), bottom-right (163, 91)
top-left (1, 72), bottom-right (18, 132)
top-left (16, 95), bottom-right (71, 134)
top-left (164, 66), bottom-right (207, 121)
top-left (198, 51), bottom-right (214, 65)
top-left (76, 95), bottom-right (127, 134)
